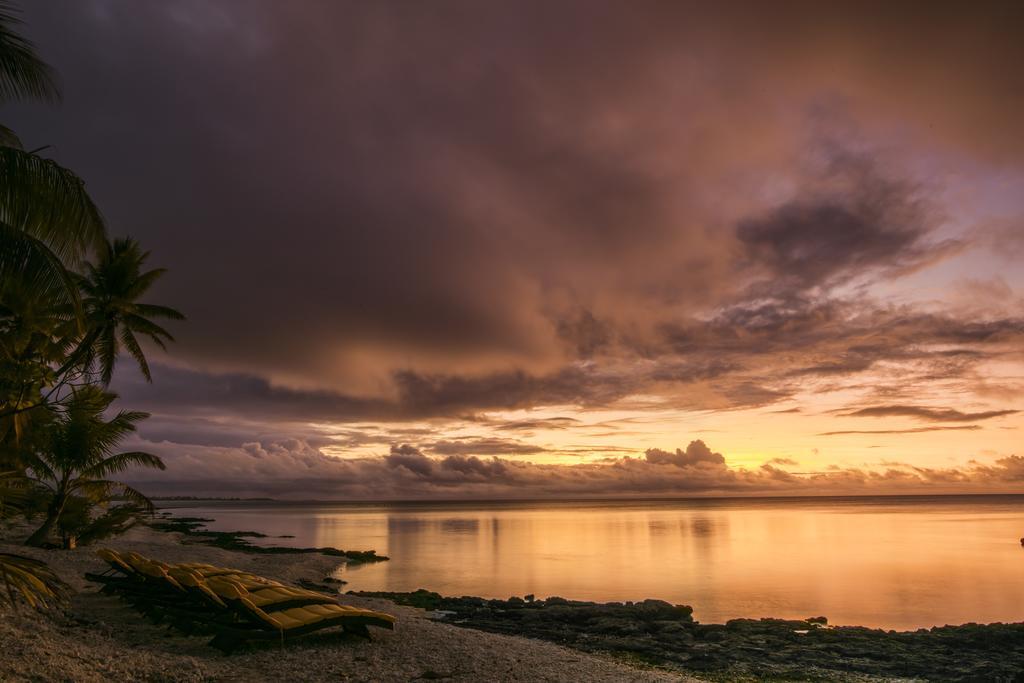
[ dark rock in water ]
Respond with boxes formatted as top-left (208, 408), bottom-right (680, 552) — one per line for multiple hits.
top-left (147, 518), bottom-right (388, 562)
top-left (348, 590), bottom-right (1024, 681)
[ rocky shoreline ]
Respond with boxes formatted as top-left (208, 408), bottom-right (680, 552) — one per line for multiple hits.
top-left (350, 590), bottom-right (1024, 681)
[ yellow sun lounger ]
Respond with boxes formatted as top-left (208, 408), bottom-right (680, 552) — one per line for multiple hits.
top-left (207, 581), bottom-right (396, 653)
top-left (204, 576), bottom-right (339, 609)
top-left (89, 548), bottom-right (395, 653)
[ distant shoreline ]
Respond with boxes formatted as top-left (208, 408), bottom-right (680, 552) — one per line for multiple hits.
top-left (153, 491), bottom-right (1024, 507)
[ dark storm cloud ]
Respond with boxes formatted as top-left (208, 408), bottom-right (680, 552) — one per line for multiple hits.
top-left (113, 361), bottom-right (631, 422)
top-left (840, 406), bottom-right (1018, 422)
top-left (112, 363), bottom-right (391, 422)
top-left (135, 415), bottom-right (328, 448)
top-left (8, 1), bottom-right (1023, 387)
top-left (111, 296), bottom-right (1022, 452)
top-left (735, 153), bottom-right (960, 298)
top-left (6, 1), bottom-right (1023, 468)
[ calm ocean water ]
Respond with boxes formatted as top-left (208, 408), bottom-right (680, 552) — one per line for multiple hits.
top-left (159, 495), bottom-right (1024, 630)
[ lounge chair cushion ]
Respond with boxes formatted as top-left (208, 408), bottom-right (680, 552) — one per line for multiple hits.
top-left (167, 568), bottom-right (228, 607)
top-left (237, 599), bottom-right (395, 631)
top-left (205, 577), bottom-right (336, 607)
top-left (97, 548), bottom-right (135, 574)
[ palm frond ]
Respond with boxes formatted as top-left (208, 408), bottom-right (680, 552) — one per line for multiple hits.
top-left (0, 219), bottom-right (82, 316)
top-left (125, 267), bottom-right (165, 297)
top-left (0, 553), bottom-right (68, 609)
top-left (93, 326), bottom-right (117, 386)
top-left (0, 121), bottom-right (22, 148)
top-left (0, 1), bottom-right (60, 104)
top-left (78, 479), bottom-right (155, 513)
top-left (0, 146), bottom-right (106, 264)
top-left (18, 451), bottom-right (57, 489)
top-left (110, 409), bottom-right (150, 424)
top-left (131, 304), bottom-right (185, 322)
top-left (74, 504), bottom-right (144, 545)
top-left (78, 450), bottom-right (164, 480)
top-left (124, 314), bottom-right (170, 349)
top-left (0, 470), bottom-right (32, 518)
top-left (119, 327), bottom-right (150, 382)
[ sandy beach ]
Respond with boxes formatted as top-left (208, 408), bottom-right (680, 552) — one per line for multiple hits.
top-left (0, 525), bottom-right (693, 682)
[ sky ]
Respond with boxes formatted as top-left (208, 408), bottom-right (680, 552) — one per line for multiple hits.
top-left (7, 1), bottom-right (1023, 499)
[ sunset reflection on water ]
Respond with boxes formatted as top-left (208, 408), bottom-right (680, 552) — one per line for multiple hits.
top-left (168, 496), bottom-right (1024, 630)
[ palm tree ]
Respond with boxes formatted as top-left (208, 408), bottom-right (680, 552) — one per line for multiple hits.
top-left (1, 0), bottom-right (106, 311)
top-left (23, 386), bottom-right (165, 547)
top-left (0, 237), bottom-right (184, 424)
top-left (0, 0), bottom-right (107, 426)
top-left (78, 237), bottom-right (185, 384)
top-left (0, 0), bottom-right (103, 602)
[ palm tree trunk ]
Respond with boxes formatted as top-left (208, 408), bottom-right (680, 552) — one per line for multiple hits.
top-left (25, 496), bottom-right (64, 548)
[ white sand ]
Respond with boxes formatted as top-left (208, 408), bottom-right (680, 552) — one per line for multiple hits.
top-left (0, 525), bottom-right (697, 682)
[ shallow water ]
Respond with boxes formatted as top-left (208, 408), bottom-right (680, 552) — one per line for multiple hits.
top-left (160, 495), bottom-right (1024, 630)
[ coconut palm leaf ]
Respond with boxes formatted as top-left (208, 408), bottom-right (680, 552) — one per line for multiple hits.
top-left (119, 327), bottom-right (150, 381)
top-left (0, 219), bottom-right (81, 312)
top-left (0, 469), bottom-right (31, 517)
top-left (78, 450), bottom-right (164, 480)
top-left (0, 146), bottom-right (106, 265)
top-left (132, 304), bottom-right (186, 321)
top-left (0, 553), bottom-right (67, 608)
top-left (0, 1), bottom-right (60, 104)
top-left (122, 315), bottom-right (173, 349)
top-left (76, 480), bottom-right (156, 512)
top-left (0, 121), bottom-right (21, 147)
top-left (15, 452), bottom-right (55, 489)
